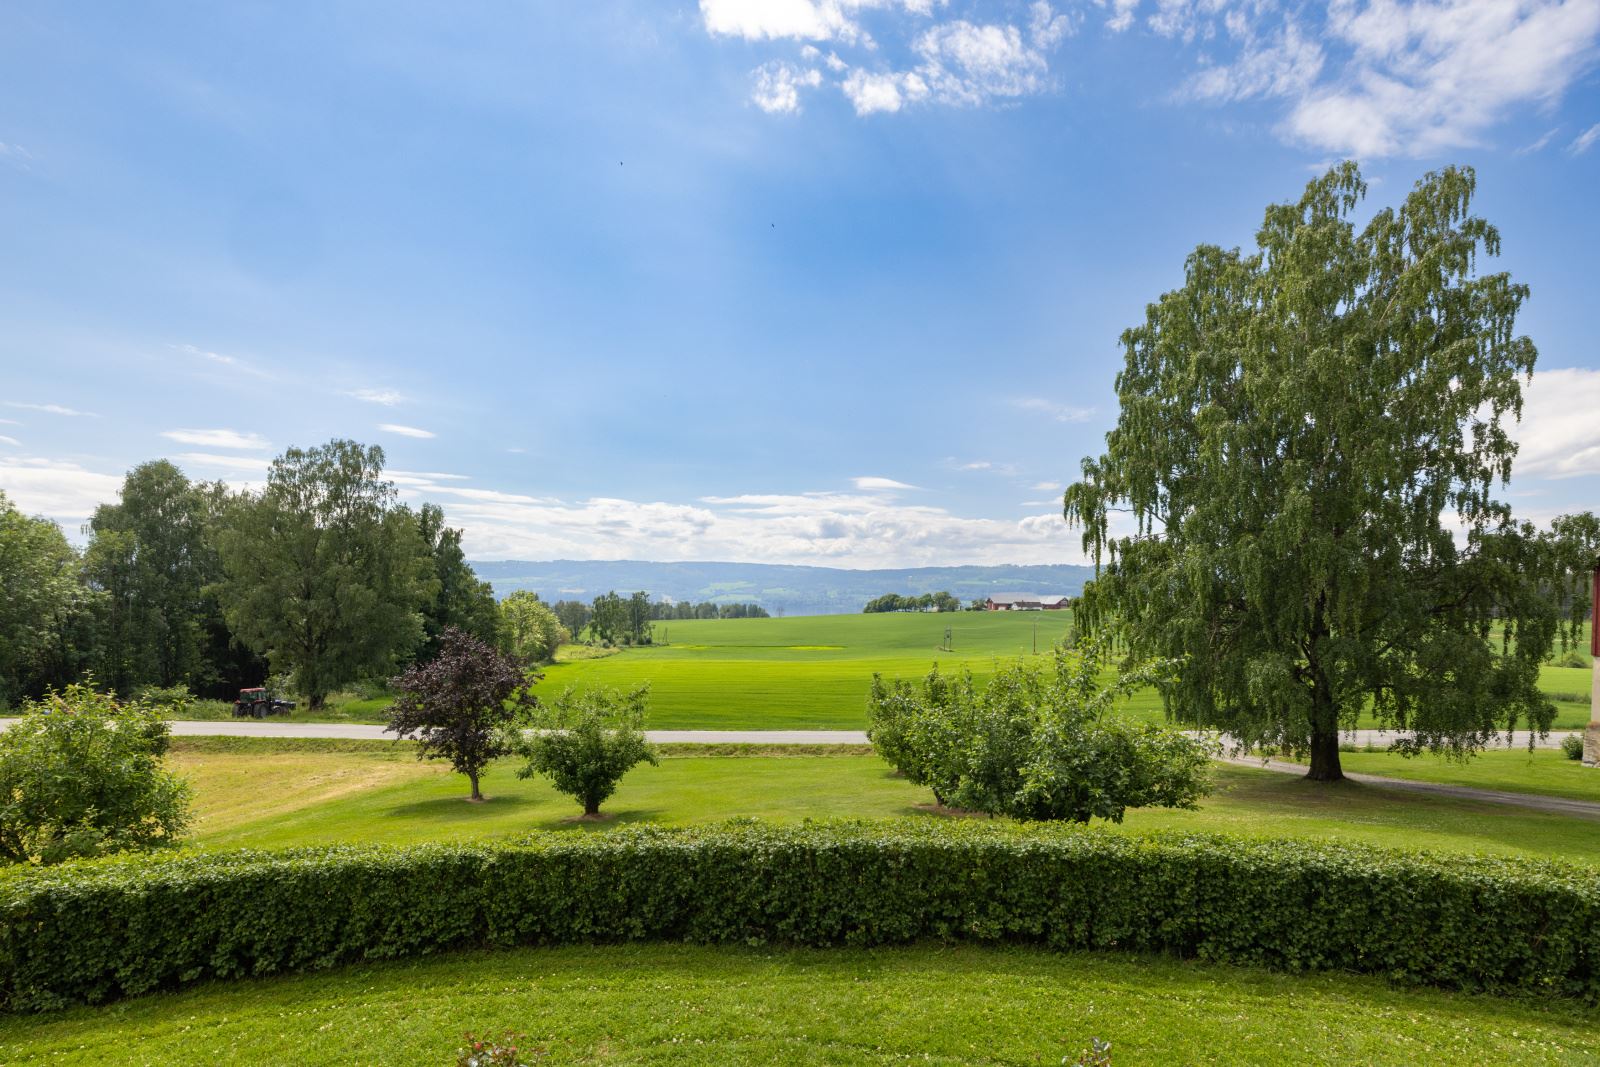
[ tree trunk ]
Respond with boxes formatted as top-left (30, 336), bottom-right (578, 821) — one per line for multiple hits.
top-left (1306, 724), bottom-right (1343, 781)
top-left (308, 691), bottom-right (326, 711)
top-left (584, 796), bottom-right (600, 817)
top-left (469, 770), bottom-right (482, 801)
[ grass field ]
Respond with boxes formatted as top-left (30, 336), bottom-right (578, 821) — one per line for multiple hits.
top-left (3, 942), bottom-right (1596, 1066)
top-left (155, 613), bottom-right (1594, 734)
top-left (166, 742), bottom-right (1600, 862)
top-left (1295, 746), bottom-right (1600, 803)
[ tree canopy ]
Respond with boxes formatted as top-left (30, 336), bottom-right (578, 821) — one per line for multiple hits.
top-left (212, 439), bottom-right (434, 709)
top-left (0, 492), bottom-right (85, 706)
top-left (1064, 163), bottom-right (1562, 781)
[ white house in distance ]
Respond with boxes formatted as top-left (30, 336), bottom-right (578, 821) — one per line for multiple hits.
top-left (984, 593), bottom-right (1071, 611)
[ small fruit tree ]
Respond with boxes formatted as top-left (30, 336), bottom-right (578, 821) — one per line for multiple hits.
top-left (516, 684), bottom-right (658, 818)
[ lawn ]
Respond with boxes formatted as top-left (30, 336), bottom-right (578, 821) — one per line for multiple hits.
top-left (1288, 746), bottom-right (1600, 803)
top-left (168, 742), bottom-right (1600, 863)
top-left (2, 942), bottom-right (1595, 1065)
top-left (158, 612), bottom-right (1593, 731)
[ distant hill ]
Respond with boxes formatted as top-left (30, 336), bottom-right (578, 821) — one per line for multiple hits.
top-left (469, 560), bottom-right (1097, 616)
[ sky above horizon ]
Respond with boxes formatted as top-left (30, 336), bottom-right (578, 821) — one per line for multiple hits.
top-left (2, 0), bottom-right (1599, 568)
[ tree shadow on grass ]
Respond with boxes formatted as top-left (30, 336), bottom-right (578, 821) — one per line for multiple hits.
top-left (383, 793), bottom-right (543, 822)
top-left (532, 808), bottom-right (667, 832)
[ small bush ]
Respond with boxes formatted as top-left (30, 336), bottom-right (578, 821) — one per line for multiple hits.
top-left (0, 684), bottom-right (190, 865)
top-left (516, 685), bottom-right (657, 817)
top-left (868, 641), bottom-right (1214, 822)
top-left (133, 684), bottom-right (194, 714)
top-left (1, 823), bottom-right (1595, 1011)
top-left (1561, 735), bottom-right (1585, 760)
top-left (1552, 649), bottom-right (1592, 670)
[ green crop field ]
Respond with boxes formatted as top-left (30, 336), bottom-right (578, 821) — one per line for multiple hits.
top-left (165, 742), bottom-right (1600, 863)
top-left (162, 612), bottom-right (1593, 731)
top-left (4, 943), bottom-right (1596, 1066)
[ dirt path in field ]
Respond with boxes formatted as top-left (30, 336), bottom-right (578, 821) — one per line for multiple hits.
top-left (1221, 755), bottom-right (1600, 820)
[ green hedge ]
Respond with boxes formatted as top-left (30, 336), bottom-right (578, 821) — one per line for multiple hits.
top-left (1, 822), bottom-right (1595, 1010)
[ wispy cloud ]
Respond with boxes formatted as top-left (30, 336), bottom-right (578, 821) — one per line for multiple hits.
top-left (0, 142), bottom-right (34, 171)
top-left (852, 475), bottom-right (918, 491)
top-left (1515, 127), bottom-right (1561, 155)
top-left (172, 452), bottom-right (273, 474)
top-left (160, 428), bottom-right (269, 450)
top-left (0, 455), bottom-right (124, 522)
top-left (379, 423), bottom-right (436, 439)
top-left (172, 342), bottom-right (270, 378)
top-left (1570, 123), bottom-right (1600, 156)
top-left (0, 435), bottom-right (20, 447)
top-left (1031, 480), bottom-right (1063, 492)
top-left (1014, 397), bottom-right (1095, 423)
top-left (1508, 367), bottom-right (1600, 479)
top-left (347, 388), bottom-right (407, 406)
top-left (4, 401), bottom-right (96, 417)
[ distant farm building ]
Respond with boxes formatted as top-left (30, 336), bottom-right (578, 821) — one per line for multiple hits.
top-left (984, 593), bottom-right (1071, 611)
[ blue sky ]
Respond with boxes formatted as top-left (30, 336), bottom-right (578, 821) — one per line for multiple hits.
top-left (2, 0), bottom-right (1598, 567)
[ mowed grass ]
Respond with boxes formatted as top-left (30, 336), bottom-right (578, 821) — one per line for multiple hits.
top-left (4, 943), bottom-right (1598, 1066)
top-left (168, 744), bottom-right (1600, 863)
top-left (161, 613), bottom-right (1593, 730)
top-left (543, 611), bottom-right (1152, 729)
top-left (1289, 746), bottom-right (1600, 804)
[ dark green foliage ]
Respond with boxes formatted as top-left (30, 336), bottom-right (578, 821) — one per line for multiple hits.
top-left (0, 491), bottom-right (87, 705)
top-left (1, 823), bottom-right (1596, 1011)
top-left (868, 643), bottom-right (1213, 822)
top-left (516, 685), bottom-right (658, 816)
top-left (0, 684), bottom-right (190, 865)
top-left (415, 504), bottom-right (499, 663)
top-left (1561, 735), bottom-right (1585, 761)
top-left (551, 599), bottom-right (592, 639)
top-left (1066, 164), bottom-right (1561, 781)
top-left (212, 440), bottom-right (434, 709)
top-left (864, 591), bottom-right (960, 613)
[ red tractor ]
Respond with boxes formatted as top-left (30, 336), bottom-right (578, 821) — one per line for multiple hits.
top-left (232, 687), bottom-right (296, 718)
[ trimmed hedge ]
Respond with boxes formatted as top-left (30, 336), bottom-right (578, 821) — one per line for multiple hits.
top-left (1, 822), bottom-right (1596, 1011)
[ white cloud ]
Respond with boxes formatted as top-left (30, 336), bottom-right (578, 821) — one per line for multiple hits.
top-left (1032, 480), bottom-right (1063, 491)
top-left (1102, 0), bottom-right (1141, 33)
top-left (173, 452), bottom-right (273, 474)
top-left (752, 61), bottom-right (824, 113)
top-left (1169, 0), bottom-right (1600, 157)
top-left (160, 428), bottom-right (269, 450)
top-left (699, 0), bottom-right (935, 44)
top-left (841, 68), bottom-right (928, 113)
top-left (347, 388), bottom-right (407, 406)
top-left (1031, 0), bottom-right (1077, 47)
top-left (1515, 127), bottom-right (1561, 154)
top-left (379, 423), bottom-right (436, 439)
top-left (447, 487), bottom-right (1082, 567)
top-left (852, 475), bottom-right (919, 490)
top-left (1014, 397), bottom-right (1096, 423)
top-left (4, 401), bottom-right (96, 417)
top-left (1509, 367), bottom-right (1600, 479)
top-left (0, 456), bottom-right (123, 523)
top-left (1570, 122), bottom-right (1600, 155)
top-left (0, 435), bottom-right (19, 447)
top-left (0, 418), bottom-right (18, 425)
top-left (913, 20), bottom-right (1054, 105)
top-left (389, 469), bottom-right (471, 482)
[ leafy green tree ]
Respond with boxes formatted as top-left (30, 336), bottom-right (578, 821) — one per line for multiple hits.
top-left (625, 590), bottom-right (653, 644)
top-left (212, 440), bottom-right (434, 709)
top-left (589, 591), bottom-right (626, 645)
top-left (0, 683), bottom-right (191, 864)
top-left (498, 590), bottom-right (570, 665)
top-left (552, 599), bottom-right (591, 640)
top-left (868, 642), bottom-right (1211, 822)
top-left (82, 461), bottom-right (213, 693)
top-left (1065, 164), bottom-right (1557, 781)
top-left (387, 627), bottom-right (538, 801)
top-left (0, 492), bottom-right (85, 705)
top-left (516, 684), bottom-right (658, 817)
top-left (415, 503), bottom-right (499, 662)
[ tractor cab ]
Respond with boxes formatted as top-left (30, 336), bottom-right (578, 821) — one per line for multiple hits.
top-left (232, 687), bottom-right (296, 719)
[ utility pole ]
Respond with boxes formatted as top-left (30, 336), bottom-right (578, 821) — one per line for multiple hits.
top-left (1032, 619), bottom-right (1037, 655)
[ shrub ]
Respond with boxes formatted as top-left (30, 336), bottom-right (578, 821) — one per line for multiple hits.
top-left (868, 642), bottom-right (1214, 822)
top-left (132, 684), bottom-right (194, 714)
top-left (516, 685), bottom-right (657, 817)
top-left (1552, 648), bottom-right (1592, 670)
top-left (1561, 734), bottom-right (1585, 760)
top-left (387, 628), bottom-right (539, 800)
top-left (0, 824), bottom-right (1595, 1011)
top-left (0, 683), bottom-right (190, 865)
